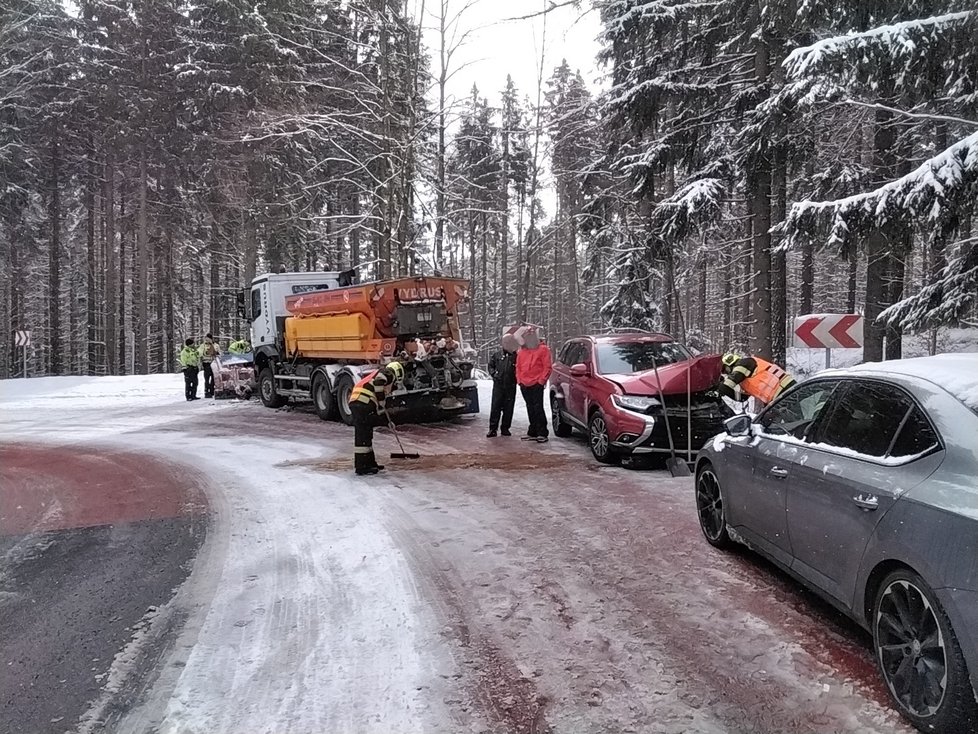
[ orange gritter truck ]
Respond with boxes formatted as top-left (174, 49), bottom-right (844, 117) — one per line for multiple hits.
top-left (239, 269), bottom-right (480, 424)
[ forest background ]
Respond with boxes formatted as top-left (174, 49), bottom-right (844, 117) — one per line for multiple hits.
top-left (1, 0), bottom-right (975, 377)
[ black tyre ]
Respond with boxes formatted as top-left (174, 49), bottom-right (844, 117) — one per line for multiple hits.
top-left (588, 411), bottom-right (616, 464)
top-left (312, 373), bottom-right (338, 422)
top-left (335, 373), bottom-right (355, 426)
top-left (551, 394), bottom-right (573, 438)
top-left (695, 463), bottom-right (731, 548)
top-left (258, 367), bottom-right (286, 409)
top-left (872, 568), bottom-right (978, 733)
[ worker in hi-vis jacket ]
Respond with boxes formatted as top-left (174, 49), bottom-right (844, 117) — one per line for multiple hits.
top-left (348, 361), bottom-right (404, 475)
top-left (718, 352), bottom-right (796, 408)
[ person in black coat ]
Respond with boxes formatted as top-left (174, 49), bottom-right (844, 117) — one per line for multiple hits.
top-left (487, 334), bottom-right (519, 437)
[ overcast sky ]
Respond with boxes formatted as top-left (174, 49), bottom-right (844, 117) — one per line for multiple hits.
top-left (419, 0), bottom-right (604, 113)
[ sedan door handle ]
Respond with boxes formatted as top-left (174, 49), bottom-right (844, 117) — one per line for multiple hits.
top-left (852, 494), bottom-right (879, 511)
top-left (769, 466), bottom-right (789, 479)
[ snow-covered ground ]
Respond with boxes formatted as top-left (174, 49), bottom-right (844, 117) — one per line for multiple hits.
top-left (1, 376), bottom-right (478, 733)
top-left (1, 373), bottom-right (915, 733)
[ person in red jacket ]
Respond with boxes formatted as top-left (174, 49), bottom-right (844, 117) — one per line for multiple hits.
top-left (516, 330), bottom-right (553, 442)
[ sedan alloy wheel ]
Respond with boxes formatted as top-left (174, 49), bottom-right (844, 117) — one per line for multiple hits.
top-left (695, 465), bottom-right (730, 548)
top-left (873, 569), bottom-right (978, 732)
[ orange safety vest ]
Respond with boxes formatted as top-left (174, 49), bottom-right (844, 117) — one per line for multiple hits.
top-left (349, 370), bottom-right (382, 407)
top-left (740, 357), bottom-right (792, 404)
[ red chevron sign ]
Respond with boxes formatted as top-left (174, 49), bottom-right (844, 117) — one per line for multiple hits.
top-left (793, 314), bottom-right (863, 349)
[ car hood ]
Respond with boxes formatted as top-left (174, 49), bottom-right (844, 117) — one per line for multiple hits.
top-left (604, 355), bottom-right (722, 396)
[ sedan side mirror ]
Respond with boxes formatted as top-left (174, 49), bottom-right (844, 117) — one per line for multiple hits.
top-left (724, 414), bottom-right (752, 437)
top-left (570, 362), bottom-right (590, 377)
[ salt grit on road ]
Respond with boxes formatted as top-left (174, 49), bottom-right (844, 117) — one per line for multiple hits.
top-left (0, 375), bottom-right (913, 733)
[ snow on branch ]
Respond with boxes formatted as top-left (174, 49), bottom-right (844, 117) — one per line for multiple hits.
top-left (780, 131), bottom-right (978, 252)
top-left (880, 243), bottom-right (978, 330)
top-left (652, 177), bottom-right (725, 241)
top-left (784, 11), bottom-right (973, 79)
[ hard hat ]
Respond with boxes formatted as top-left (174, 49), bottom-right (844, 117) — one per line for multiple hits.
top-left (721, 352), bottom-right (739, 368)
top-left (386, 361), bottom-right (404, 382)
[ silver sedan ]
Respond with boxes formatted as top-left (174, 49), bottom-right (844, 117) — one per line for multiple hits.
top-left (693, 353), bottom-right (978, 733)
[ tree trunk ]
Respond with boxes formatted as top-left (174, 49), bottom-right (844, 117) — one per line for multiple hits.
top-left (864, 110), bottom-right (897, 362)
top-left (86, 145), bottom-right (98, 374)
top-left (118, 176), bottom-right (128, 375)
top-left (135, 149), bottom-right (149, 373)
top-left (749, 36), bottom-right (773, 358)
top-left (48, 136), bottom-right (62, 375)
top-left (104, 154), bottom-right (117, 374)
top-left (847, 249), bottom-right (858, 314)
top-left (434, 0), bottom-right (447, 270)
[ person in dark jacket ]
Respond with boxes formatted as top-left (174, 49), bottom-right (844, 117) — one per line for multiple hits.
top-left (486, 334), bottom-right (519, 438)
top-left (198, 333), bottom-right (220, 398)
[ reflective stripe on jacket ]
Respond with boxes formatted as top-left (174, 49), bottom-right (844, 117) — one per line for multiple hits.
top-left (350, 370), bottom-right (383, 409)
top-left (721, 356), bottom-right (795, 403)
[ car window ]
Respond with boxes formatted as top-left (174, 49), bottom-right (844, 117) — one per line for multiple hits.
top-left (595, 341), bottom-right (691, 374)
top-left (757, 380), bottom-right (839, 440)
top-left (564, 342), bottom-right (584, 366)
top-left (578, 342), bottom-right (592, 366)
top-left (887, 405), bottom-right (940, 458)
top-left (251, 287), bottom-right (262, 319)
top-left (816, 381), bottom-right (913, 457)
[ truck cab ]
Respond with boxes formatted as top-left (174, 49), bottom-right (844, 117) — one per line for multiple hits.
top-left (244, 270), bottom-right (356, 350)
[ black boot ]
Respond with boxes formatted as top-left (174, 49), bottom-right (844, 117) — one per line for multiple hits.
top-left (487, 429), bottom-right (497, 438)
top-left (356, 466), bottom-right (380, 476)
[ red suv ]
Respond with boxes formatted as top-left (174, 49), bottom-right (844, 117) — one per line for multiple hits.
top-left (549, 333), bottom-right (730, 463)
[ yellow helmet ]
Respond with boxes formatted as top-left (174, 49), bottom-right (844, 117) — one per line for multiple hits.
top-left (721, 352), bottom-right (739, 369)
top-left (385, 360), bottom-right (404, 383)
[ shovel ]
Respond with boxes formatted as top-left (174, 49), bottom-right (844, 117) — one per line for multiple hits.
top-left (648, 352), bottom-right (692, 477)
top-left (386, 414), bottom-right (420, 460)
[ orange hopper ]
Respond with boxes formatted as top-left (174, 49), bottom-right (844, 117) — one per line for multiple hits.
top-left (282, 277), bottom-right (469, 361)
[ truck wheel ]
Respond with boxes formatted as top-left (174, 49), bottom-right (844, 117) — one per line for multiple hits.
top-left (335, 374), bottom-right (355, 426)
top-left (312, 373), bottom-right (338, 422)
top-left (258, 368), bottom-right (286, 409)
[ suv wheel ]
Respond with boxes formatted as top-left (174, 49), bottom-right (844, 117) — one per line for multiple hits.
top-left (695, 463), bottom-right (731, 548)
top-left (873, 569), bottom-right (978, 732)
top-left (588, 412), bottom-right (615, 464)
top-left (551, 394), bottom-right (573, 438)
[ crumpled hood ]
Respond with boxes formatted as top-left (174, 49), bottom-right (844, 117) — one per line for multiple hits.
top-left (605, 354), bottom-right (722, 396)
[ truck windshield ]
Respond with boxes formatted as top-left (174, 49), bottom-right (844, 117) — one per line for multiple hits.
top-left (596, 341), bottom-right (691, 374)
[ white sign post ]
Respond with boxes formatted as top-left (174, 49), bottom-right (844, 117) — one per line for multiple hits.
top-left (14, 330), bottom-right (31, 378)
top-left (793, 314), bottom-right (864, 369)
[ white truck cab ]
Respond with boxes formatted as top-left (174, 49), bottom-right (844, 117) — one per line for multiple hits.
top-left (244, 270), bottom-right (355, 348)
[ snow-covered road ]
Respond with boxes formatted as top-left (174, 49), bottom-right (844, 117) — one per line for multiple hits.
top-left (0, 375), bottom-right (913, 733)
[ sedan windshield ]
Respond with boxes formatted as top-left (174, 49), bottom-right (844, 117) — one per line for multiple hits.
top-left (595, 341), bottom-right (692, 374)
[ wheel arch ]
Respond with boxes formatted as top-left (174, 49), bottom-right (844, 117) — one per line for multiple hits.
top-left (253, 347), bottom-right (276, 374)
top-left (862, 559), bottom-right (916, 626)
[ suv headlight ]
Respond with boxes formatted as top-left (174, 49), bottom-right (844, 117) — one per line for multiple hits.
top-left (612, 394), bottom-right (661, 413)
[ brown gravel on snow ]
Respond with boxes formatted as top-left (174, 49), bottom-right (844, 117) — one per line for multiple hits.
top-left (281, 451), bottom-right (573, 472)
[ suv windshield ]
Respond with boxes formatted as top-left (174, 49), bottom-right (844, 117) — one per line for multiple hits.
top-left (595, 341), bottom-right (691, 374)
